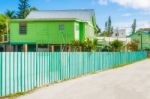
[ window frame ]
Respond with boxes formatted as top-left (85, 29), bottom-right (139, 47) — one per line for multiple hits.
top-left (59, 24), bottom-right (65, 31)
top-left (19, 22), bottom-right (27, 35)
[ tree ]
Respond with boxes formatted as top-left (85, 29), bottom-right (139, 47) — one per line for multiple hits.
top-left (0, 15), bottom-right (8, 41)
top-left (17, 0), bottom-right (30, 19)
top-left (109, 40), bottom-right (124, 52)
top-left (100, 31), bottom-right (111, 37)
top-left (92, 39), bottom-right (98, 50)
top-left (131, 19), bottom-right (136, 34)
top-left (5, 10), bottom-right (16, 19)
top-left (30, 7), bottom-right (38, 12)
top-left (127, 40), bottom-right (139, 51)
top-left (108, 16), bottom-right (112, 34)
top-left (96, 24), bottom-right (101, 34)
top-left (71, 40), bottom-right (82, 51)
top-left (0, 15), bottom-right (7, 34)
top-left (111, 26), bottom-right (113, 34)
top-left (104, 16), bottom-right (113, 36)
top-left (105, 21), bottom-right (108, 32)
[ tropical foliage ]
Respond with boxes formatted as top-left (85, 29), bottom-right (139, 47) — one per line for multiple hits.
top-left (30, 7), bottom-right (38, 11)
top-left (109, 40), bottom-right (124, 52)
top-left (5, 10), bottom-right (16, 19)
top-left (101, 16), bottom-right (113, 37)
top-left (17, 0), bottom-right (30, 19)
top-left (131, 19), bottom-right (136, 34)
top-left (104, 16), bottom-right (113, 34)
top-left (71, 38), bottom-right (98, 52)
top-left (0, 15), bottom-right (7, 35)
top-left (100, 31), bottom-right (112, 37)
top-left (127, 40), bottom-right (139, 51)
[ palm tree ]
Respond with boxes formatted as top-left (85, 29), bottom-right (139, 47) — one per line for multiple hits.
top-left (30, 7), bottom-right (38, 11)
top-left (5, 10), bottom-right (16, 19)
top-left (0, 15), bottom-right (8, 41)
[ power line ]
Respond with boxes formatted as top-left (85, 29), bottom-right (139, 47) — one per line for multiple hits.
top-left (114, 24), bottom-right (150, 29)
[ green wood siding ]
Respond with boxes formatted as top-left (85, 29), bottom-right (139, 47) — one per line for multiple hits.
top-left (131, 33), bottom-right (150, 50)
top-left (7, 19), bottom-right (96, 45)
top-left (9, 21), bottom-right (77, 44)
top-left (85, 23), bottom-right (95, 39)
top-left (79, 22), bottom-right (85, 42)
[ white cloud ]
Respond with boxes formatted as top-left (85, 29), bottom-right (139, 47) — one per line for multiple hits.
top-left (98, 0), bottom-right (150, 10)
top-left (113, 21), bottom-right (150, 29)
top-left (140, 11), bottom-right (150, 16)
top-left (122, 13), bottom-right (131, 17)
top-left (113, 21), bottom-right (150, 35)
top-left (98, 0), bottom-right (108, 5)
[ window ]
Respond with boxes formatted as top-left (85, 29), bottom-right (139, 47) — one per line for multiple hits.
top-left (19, 22), bottom-right (27, 34)
top-left (144, 30), bottom-right (150, 34)
top-left (115, 33), bottom-right (118, 36)
top-left (38, 44), bottom-right (48, 48)
top-left (59, 24), bottom-right (64, 31)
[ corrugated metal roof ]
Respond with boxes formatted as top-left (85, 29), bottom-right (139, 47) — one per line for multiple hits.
top-left (26, 9), bottom-right (95, 22)
top-left (143, 28), bottom-right (150, 30)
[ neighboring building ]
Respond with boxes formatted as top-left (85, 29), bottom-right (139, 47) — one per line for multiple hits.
top-left (129, 28), bottom-right (150, 50)
top-left (112, 28), bottom-right (127, 38)
top-left (97, 37), bottom-right (131, 51)
top-left (97, 37), bottom-right (131, 43)
top-left (0, 9), bottom-right (99, 52)
top-left (97, 37), bottom-right (131, 47)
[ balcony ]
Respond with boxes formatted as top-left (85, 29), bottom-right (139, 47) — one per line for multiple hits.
top-left (1, 33), bottom-right (9, 43)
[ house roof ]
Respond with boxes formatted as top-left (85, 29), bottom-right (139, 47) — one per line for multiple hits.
top-left (9, 18), bottom-right (86, 22)
top-left (26, 9), bottom-right (95, 22)
top-left (143, 28), bottom-right (150, 31)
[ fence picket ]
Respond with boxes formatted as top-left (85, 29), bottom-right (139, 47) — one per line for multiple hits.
top-left (0, 51), bottom-right (147, 97)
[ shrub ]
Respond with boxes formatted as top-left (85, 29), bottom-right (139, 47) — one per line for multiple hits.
top-left (109, 40), bottom-right (124, 52)
top-left (127, 40), bottom-right (139, 51)
top-left (71, 38), bottom-right (98, 52)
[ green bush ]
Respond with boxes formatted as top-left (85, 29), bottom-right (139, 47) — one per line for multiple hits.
top-left (71, 38), bottom-right (98, 52)
top-left (109, 40), bottom-right (124, 52)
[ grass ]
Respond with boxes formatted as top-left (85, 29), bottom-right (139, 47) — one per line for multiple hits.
top-left (1, 89), bottom-right (36, 99)
top-left (0, 58), bottom-right (148, 99)
top-left (111, 58), bottom-right (148, 69)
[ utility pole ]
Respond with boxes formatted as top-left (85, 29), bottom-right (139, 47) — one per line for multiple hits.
top-left (116, 27), bottom-right (119, 40)
top-left (141, 31), bottom-right (143, 50)
top-left (137, 29), bottom-right (144, 51)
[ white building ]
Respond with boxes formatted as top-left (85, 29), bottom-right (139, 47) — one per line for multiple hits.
top-left (112, 28), bottom-right (127, 38)
top-left (97, 37), bottom-right (131, 44)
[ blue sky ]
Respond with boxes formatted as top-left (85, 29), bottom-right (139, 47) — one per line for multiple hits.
top-left (1, 0), bottom-right (150, 31)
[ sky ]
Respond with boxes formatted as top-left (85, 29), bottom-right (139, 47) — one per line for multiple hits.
top-left (1, 0), bottom-right (150, 33)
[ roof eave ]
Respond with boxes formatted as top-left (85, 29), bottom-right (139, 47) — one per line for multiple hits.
top-left (9, 18), bottom-right (88, 23)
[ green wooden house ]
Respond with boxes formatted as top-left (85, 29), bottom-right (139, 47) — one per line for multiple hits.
top-left (130, 28), bottom-right (150, 50)
top-left (1, 9), bottom-right (98, 52)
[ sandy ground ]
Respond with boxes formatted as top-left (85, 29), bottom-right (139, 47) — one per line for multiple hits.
top-left (18, 59), bottom-right (150, 99)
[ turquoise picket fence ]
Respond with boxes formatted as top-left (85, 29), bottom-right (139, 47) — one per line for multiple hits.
top-left (0, 51), bottom-right (147, 96)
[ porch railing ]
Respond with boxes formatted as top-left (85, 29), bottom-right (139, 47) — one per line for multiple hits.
top-left (1, 33), bottom-right (9, 43)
